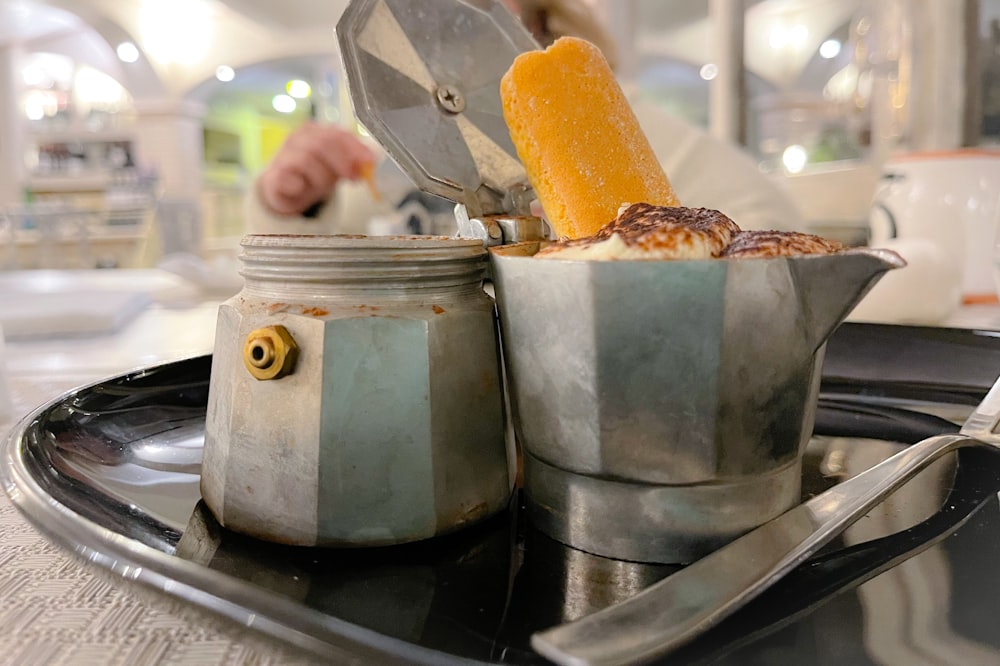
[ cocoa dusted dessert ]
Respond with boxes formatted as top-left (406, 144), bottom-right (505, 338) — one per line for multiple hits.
top-left (536, 203), bottom-right (844, 261)
top-left (721, 229), bottom-right (844, 258)
top-left (535, 204), bottom-right (738, 260)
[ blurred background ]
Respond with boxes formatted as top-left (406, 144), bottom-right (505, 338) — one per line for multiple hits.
top-left (0, 0), bottom-right (996, 271)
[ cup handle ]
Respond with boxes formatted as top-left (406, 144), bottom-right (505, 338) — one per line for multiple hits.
top-left (869, 201), bottom-right (898, 243)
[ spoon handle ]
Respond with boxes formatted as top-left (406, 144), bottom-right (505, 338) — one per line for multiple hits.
top-left (531, 433), bottom-right (977, 666)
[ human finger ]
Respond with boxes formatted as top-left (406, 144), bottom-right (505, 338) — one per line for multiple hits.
top-left (273, 151), bottom-right (337, 208)
top-left (261, 145), bottom-right (337, 214)
top-left (294, 125), bottom-right (375, 181)
top-left (259, 168), bottom-right (310, 215)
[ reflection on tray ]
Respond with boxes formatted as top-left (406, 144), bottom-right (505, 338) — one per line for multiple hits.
top-left (166, 445), bottom-right (1000, 665)
top-left (177, 498), bottom-right (523, 662)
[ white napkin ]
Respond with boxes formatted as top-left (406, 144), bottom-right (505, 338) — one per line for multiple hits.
top-left (156, 252), bottom-right (243, 297)
top-left (0, 291), bottom-right (151, 340)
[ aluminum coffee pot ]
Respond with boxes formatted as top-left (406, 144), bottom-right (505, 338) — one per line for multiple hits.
top-left (491, 243), bottom-right (904, 563)
top-left (202, 236), bottom-right (512, 547)
top-left (200, 0), bottom-right (540, 548)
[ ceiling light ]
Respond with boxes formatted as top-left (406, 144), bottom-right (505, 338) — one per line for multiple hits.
top-left (770, 23), bottom-right (808, 50)
top-left (75, 66), bottom-right (127, 107)
top-left (272, 94), bottom-right (296, 114)
top-left (769, 26), bottom-right (788, 49)
top-left (286, 79), bottom-right (311, 99)
top-left (782, 145), bottom-right (808, 174)
top-left (819, 39), bottom-right (842, 59)
top-left (216, 65), bottom-right (235, 82)
top-left (141, 0), bottom-right (212, 66)
top-left (22, 65), bottom-right (45, 87)
top-left (22, 53), bottom-right (74, 90)
top-left (699, 63), bottom-right (718, 81)
top-left (116, 42), bottom-right (139, 63)
top-left (24, 92), bottom-right (48, 121)
top-left (790, 24), bottom-right (808, 47)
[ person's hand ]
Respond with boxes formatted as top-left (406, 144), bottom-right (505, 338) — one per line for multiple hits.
top-left (257, 123), bottom-right (376, 216)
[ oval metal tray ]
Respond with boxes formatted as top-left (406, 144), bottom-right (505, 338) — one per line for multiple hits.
top-left (5, 324), bottom-right (1000, 664)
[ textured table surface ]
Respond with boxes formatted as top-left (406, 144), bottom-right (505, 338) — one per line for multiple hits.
top-left (0, 294), bottom-right (315, 666)
top-left (0, 375), bottom-right (305, 666)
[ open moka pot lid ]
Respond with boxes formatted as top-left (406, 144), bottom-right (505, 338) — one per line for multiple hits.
top-left (336, 0), bottom-right (539, 218)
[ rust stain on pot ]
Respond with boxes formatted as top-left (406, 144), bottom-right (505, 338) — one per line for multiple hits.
top-left (432, 305), bottom-right (446, 314)
top-left (267, 302), bottom-right (290, 314)
top-left (302, 306), bottom-right (329, 317)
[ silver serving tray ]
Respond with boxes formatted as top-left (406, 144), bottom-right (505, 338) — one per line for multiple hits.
top-left (4, 351), bottom-right (1000, 665)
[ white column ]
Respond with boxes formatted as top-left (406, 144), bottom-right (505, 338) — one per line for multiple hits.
top-left (863, 0), bottom-right (911, 168)
top-left (603, 0), bottom-right (638, 84)
top-left (0, 44), bottom-right (26, 207)
top-left (131, 98), bottom-right (206, 202)
top-left (311, 58), bottom-right (341, 125)
top-left (709, 0), bottom-right (745, 145)
top-left (907, 0), bottom-right (965, 151)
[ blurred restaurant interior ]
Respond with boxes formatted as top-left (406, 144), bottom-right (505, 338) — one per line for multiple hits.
top-left (0, 0), bottom-right (996, 275)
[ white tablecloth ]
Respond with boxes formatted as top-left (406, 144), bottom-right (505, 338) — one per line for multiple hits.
top-left (0, 272), bottom-right (313, 665)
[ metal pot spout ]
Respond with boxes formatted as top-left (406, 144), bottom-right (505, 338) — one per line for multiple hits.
top-left (794, 248), bottom-right (907, 352)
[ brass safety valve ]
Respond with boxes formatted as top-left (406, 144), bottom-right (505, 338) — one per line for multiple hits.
top-left (243, 325), bottom-right (299, 380)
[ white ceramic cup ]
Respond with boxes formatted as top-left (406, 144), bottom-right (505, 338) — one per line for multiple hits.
top-left (847, 237), bottom-right (957, 324)
top-left (869, 150), bottom-right (1000, 301)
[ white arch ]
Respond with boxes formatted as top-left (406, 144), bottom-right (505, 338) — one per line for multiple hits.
top-left (40, 0), bottom-right (349, 103)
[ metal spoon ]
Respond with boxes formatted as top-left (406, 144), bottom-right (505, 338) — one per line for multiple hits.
top-left (532, 375), bottom-right (1000, 666)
